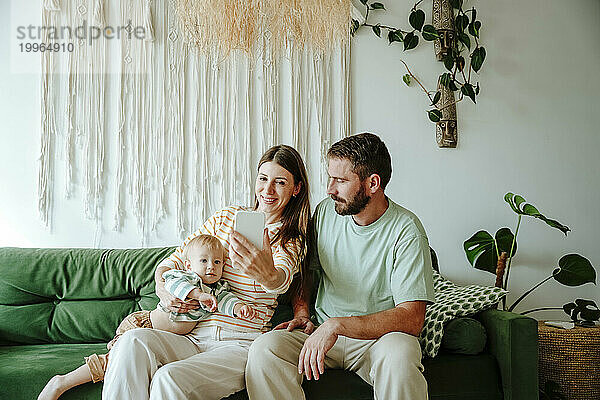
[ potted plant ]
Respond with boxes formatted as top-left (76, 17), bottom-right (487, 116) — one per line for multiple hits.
top-left (463, 192), bottom-right (597, 323)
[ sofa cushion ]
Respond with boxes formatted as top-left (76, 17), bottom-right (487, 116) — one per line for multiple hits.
top-left (423, 353), bottom-right (503, 399)
top-left (1, 344), bottom-right (505, 400)
top-left (0, 343), bottom-right (107, 400)
top-left (297, 353), bottom-right (503, 400)
top-left (441, 317), bottom-right (487, 355)
top-left (0, 247), bottom-right (174, 345)
top-left (419, 271), bottom-right (507, 358)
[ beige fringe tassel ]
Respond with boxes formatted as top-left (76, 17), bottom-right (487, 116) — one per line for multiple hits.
top-left (39, 7), bottom-right (58, 226)
top-left (43, 0), bottom-right (61, 12)
top-left (143, 0), bottom-right (155, 42)
top-left (63, 1), bottom-right (76, 199)
top-left (93, 0), bottom-right (105, 27)
top-left (174, 0), bottom-right (351, 56)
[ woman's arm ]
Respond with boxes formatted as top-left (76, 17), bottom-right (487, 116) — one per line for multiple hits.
top-left (275, 216), bottom-right (317, 332)
top-left (154, 261), bottom-right (199, 313)
top-left (228, 229), bottom-right (288, 291)
top-left (273, 272), bottom-right (315, 333)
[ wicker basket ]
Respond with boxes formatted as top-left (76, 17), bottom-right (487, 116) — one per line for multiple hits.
top-left (538, 321), bottom-right (600, 399)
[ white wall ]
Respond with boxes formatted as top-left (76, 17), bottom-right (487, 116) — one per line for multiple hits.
top-left (1, 0), bottom-right (598, 320)
top-left (350, 0), bottom-right (600, 318)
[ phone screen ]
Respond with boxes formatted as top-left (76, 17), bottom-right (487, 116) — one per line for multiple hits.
top-left (234, 211), bottom-right (266, 250)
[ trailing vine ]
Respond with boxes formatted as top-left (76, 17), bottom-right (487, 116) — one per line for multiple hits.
top-left (351, 0), bottom-right (486, 123)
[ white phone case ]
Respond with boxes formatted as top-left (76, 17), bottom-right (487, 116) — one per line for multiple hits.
top-left (234, 211), bottom-right (266, 250)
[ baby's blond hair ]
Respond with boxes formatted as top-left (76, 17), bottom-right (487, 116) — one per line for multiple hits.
top-left (183, 234), bottom-right (226, 260)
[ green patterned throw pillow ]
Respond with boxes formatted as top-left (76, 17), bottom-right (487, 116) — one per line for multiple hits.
top-left (419, 270), bottom-right (508, 358)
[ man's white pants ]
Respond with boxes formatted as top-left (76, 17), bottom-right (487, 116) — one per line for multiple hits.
top-left (246, 329), bottom-right (428, 400)
top-left (102, 326), bottom-right (259, 400)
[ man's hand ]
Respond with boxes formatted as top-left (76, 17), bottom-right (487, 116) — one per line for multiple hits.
top-left (274, 316), bottom-right (315, 334)
top-left (234, 303), bottom-right (255, 319)
top-left (189, 289), bottom-right (217, 312)
top-left (298, 318), bottom-right (339, 381)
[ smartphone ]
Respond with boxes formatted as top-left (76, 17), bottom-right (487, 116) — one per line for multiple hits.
top-left (234, 211), bottom-right (266, 250)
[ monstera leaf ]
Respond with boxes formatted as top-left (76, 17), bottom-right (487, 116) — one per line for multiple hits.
top-left (464, 228), bottom-right (516, 274)
top-left (508, 254), bottom-right (596, 313)
top-left (504, 193), bottom-right (570, 235)
top-left (563, 299), bottom-right (600, 324)
top-left (552, 254), bottom-right (596, 286)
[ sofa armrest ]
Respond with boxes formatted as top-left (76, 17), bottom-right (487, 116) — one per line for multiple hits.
top-left (475, 309), bottom-right (538, 400)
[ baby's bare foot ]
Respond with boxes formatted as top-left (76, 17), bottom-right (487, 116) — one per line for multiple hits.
top-left (38, 375), bottom-right (67, 400)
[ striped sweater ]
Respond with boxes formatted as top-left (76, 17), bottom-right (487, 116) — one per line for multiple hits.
top-left (161, 269), bottom-right (241, 322)
top-left (158, 206), bottom-right (302, 333)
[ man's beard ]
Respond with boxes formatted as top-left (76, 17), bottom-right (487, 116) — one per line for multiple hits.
top-left (331, 185), bottom-right (370, 215)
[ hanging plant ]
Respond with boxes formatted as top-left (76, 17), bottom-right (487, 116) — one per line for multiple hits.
top-left (352, 0), bottom-right (486, 123)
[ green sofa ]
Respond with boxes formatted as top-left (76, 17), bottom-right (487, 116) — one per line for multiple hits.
top-left (0, 247), bottom-right (538, 400)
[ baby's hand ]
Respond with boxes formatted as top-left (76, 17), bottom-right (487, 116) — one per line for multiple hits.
top-left (234, 303), bottom-right (255, 319)
top-left (196, 293), bottom-right (218, 312)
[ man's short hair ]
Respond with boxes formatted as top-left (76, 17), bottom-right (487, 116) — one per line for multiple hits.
top-left (327, 133), bottom-right (392, 190)
top-left (183, 234), bottom-right (226, 260)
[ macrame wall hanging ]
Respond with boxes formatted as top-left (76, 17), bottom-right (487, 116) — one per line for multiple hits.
top-left (39, 0), bottom-right (351, 244)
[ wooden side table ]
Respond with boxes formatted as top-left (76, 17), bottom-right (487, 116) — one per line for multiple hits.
top-left (538, 321), bottom-right (600, 399)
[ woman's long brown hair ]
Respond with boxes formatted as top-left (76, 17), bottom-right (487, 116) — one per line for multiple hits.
top-left (254, 145), bottom-right (310, 265)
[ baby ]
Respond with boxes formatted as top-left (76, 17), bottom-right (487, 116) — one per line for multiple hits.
top-left (151, 234), bottom-right (255, 333)
top-left (38, 234), bottom-right (254, 400)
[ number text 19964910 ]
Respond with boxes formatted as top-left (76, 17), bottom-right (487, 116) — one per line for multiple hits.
top-left (20, 42), bottom-right (74, 52)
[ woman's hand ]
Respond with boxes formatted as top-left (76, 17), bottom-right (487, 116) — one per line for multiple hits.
top-left (274, 316), bottom-right (315, 334)
top-left (229, 229), bottom-right (285, 290)
top-left (155, 267), bottom-right (200, 313)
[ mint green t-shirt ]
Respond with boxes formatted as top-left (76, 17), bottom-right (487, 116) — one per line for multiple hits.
top-left (312, 197), bottom-right (435, 324)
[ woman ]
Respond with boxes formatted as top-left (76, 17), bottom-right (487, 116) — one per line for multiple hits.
top-left (102, 145), bottom-right (310, 400)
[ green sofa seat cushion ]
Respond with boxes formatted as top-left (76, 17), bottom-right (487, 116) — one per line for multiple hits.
top-left (423, 353), bottom-right (502, 399)
top-left (0, 343), bottom-right (107, 400)
top-left (2, 344), bottom-right (503, 400)
top-left (298, 353), bottom-right (503, 400)
top-left (441, 317), bottom-right (487, 355)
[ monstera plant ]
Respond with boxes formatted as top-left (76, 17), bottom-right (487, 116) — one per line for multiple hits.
top-left (563, 299), bottom-right (600, 327)
top-left (464, 193), bottom-right (597, 316)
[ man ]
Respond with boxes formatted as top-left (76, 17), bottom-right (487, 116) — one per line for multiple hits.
top-left (246, 133), bottom-right (435, 400)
